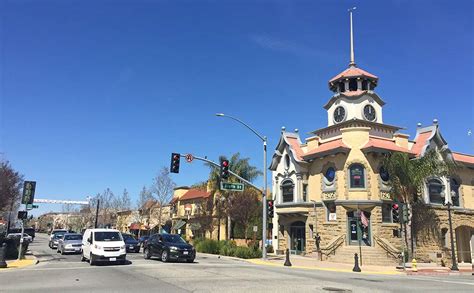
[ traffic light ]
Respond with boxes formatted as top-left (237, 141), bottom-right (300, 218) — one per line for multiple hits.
top-left (22, 181), bottom-right (36, 204)
top-left (18, 211), bottom-right (28, 220)
top-left (220, 159), bottom-right (230, 180)
top-left (402, 205), bottom-right (410, 223)
top-left (392, 203), bottom-right (399, 223)
top-left (170, 153), bottom-right (180, 173)
top-left (267, 200), bottom-right (274, 218)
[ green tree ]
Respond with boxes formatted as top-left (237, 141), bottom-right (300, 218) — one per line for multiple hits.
top-left (382, 149), bottom-right (453, 257)
top-left (206, 153), bottom-right (262, 240)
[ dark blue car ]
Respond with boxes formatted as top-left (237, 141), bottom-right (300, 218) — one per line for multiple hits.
top-left (122, 233), bottom-right (140, 253)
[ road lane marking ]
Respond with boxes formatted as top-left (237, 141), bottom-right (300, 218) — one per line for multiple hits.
top-left (409, 276), bottom-right (474, 286)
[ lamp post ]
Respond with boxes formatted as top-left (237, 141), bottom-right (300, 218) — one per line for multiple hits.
top-left (216, 113), bottom-right (268, 259)
top-left (445, 199), bottom-right (459, 271)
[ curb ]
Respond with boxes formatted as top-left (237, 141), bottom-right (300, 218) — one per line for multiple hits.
top-left (245, 259), bottom-right (403, 276)
top-left (0, 255), bottom-right (38, 271)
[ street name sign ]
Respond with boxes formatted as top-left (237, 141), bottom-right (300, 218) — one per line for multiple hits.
top-left (220, 182), bottom-right (244, 192)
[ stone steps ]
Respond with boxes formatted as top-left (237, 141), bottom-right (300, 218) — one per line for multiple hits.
top-left (325, 245), bottom-right (399, 265)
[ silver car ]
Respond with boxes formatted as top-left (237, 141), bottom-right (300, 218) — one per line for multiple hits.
top-left (57, 233), bottom-right (83, 255)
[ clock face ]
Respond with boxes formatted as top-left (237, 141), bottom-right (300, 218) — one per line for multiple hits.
top-left (363, 105), bottom-right (376, 121)
top-left (333, 106), bottom-right (346, 123)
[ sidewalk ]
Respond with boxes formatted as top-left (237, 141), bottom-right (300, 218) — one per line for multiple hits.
top-left (1, 254), bottom-right (38, 271)
top-left (245, 254), bottom-right (474, 276)
top-left (246, 254), bottom-right (403, 275)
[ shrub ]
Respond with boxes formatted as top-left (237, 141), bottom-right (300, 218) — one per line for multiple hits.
top-left (195, 239), bottom-right (220, 254)
top-left (233, 246), bottom-right (262, 259)
top-left (266, 245), bottom-right (274, 254)
top-left (219, 240), bottom-right (237, 256)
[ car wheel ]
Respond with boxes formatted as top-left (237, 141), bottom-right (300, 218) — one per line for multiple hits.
top-left (161, 250), bottom-right (169, 263)
top-left (89, 253), bottom-right (95, 266)
top-left (143, 248), bottom-right (151, 259)
top-left (187, 258), bottom-right (195, 263)
top-left (81, 253), bottom-right (86, 262)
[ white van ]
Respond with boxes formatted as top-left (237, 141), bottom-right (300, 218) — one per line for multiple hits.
top-left (81, 228), bottom-right (126, 265)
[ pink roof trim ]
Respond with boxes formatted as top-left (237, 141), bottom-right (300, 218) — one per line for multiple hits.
top-left (286, 137), bottom-right (305, 160)
top-left (362, 137), bottom-right (415, 154)
top-left (303, 139), bottom-right (349, 157)
top-left (329, 67), bottom-right (378, 83)
top-left (452, 152), bottom-right (474, 165)
top-left (411, 131), bottom-right (432, 156)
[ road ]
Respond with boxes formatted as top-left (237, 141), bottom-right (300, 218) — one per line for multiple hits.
top-left (0, 233), bottom-right (472, 292)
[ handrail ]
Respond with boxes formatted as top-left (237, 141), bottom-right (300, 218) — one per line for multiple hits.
top-left (320, 234), bottom-right (345, 256)
top-left (373, 234), bottom-right (400, 259)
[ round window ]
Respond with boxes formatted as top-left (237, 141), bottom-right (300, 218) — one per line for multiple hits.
top-left (379, 166), bottom-right (389, 182)
top-left (324, 167), bottom-right (336, 183)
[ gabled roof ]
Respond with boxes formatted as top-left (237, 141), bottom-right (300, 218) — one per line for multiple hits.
top-left (329, 66), bottom-right (378, 84)
top-left (301, 139), bottom-right (350, 160)
top-left (411, 124), bottom-right (448, 157)
top-left (362, 136), bottom-right (415, 156)
top-left (269, 131), bottom-right (306, 170)
top-left (180, 189), bottom-right (210, 201)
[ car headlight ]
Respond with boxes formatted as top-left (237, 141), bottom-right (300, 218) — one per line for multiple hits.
top-left (169, 246), bottom-right (178, 251)
top-left (120, 245), bottom-right (125, 250)
top-left (94, 244), bottom-right (102, 249)
top-left (65, 244), bottom-right (73, 248)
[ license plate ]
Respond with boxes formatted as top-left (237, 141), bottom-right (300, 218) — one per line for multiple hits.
top-left (75, 248), bottom-right (80, 251)
top-left (183, 251), bottom-right (189, 255)
top-left (110, 257), bottom-right (116, 261)
top-left (129, 246), bottom-right (134, 249)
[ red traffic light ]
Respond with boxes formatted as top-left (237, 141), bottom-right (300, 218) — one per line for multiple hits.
top-left (222, 160), bottom-right (228, 167)
top-left (392, 204), bottom-right (399, 209)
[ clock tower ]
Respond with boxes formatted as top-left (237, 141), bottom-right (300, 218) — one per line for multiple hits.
top-left (324, 8), bottom-right (385, 127)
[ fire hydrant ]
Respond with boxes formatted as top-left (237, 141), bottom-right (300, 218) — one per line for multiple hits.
top-left (412, 258), bottom-right (418, 272)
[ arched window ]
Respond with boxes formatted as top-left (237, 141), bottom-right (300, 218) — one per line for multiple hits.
top-left (450, 178), bottom-right (460, 207)
top-left (324, 167), bottom-right (336, 184)
top-left (281, 180), bottom-right (294, 203)
top-left (379, 166), bottom-right (389, 182)
top-left (349, 164), bottom-right (365, 188)
top-left (428, 178), bottom-right (444, 204)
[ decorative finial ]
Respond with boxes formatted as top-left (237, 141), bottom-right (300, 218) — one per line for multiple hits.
top-left (417, 123), bottom-right (422, 128)
top-left (281, 126), bottom-right (286, 133)
top-left (348, 7), bottom-right (357, 67)
top-left (294, 128), bottom-right (299, 133)
top-left (433, 119), bottom-right (438, 125)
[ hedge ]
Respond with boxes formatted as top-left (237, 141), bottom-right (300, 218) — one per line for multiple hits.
top-left (194, 238), bottom-right (261, 259)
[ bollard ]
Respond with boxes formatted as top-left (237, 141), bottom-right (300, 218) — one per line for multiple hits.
top-left (284, 248), bottom-right (292, 267)
top-left (352, 253), bottom-right (361, 272)
top-left (0, 243), bottom-right (7, 268)
top-left (412, 259), bottom-right (417, 272)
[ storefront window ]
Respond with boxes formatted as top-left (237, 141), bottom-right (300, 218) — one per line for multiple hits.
top-left (382, 203), bottom-right (392, 223)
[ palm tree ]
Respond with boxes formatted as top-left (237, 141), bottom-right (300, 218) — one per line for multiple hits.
top-left (382, 148), bottom-right (454, 258)
top-left (206, 152), bottom-right (262, 240)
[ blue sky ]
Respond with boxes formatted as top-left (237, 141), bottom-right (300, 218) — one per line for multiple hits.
top-left (1, 0), bottom-right (472, 216)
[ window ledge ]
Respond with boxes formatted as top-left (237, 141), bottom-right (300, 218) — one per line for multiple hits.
top-left (381, 223), bottom-right (399, 227)
top-left (348, 188), bottom-right (368, 192)
top-left (322, 222), bottom-right (338, 225)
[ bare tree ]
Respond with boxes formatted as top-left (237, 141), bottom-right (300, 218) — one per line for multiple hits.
top-left (0, 161), bottom-right (24, 213)
top-left (113, 188), bottom-right (131, 211)
top-left (133, 186), bottom-right (153, 237)
top-left (150, 167), bottom-right (176, 231)
top-left (136, 186), bottom-right (153, 210)
top-left (229, 188), bottom-right (260, 241)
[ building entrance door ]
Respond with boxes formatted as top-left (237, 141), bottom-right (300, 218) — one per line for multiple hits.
top-left (290, 221), bottom-right (306, 254)
top-left (347, 211), bottom-right (371, 246)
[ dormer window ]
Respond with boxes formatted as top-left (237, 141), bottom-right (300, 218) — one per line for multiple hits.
top-left (339, 82), bottom-right (345, 93)
top-left (362, 80), bottom-right (368, 90)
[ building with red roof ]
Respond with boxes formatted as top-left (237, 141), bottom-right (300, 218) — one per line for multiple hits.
top-left (269, 12), bottom-right (474, 267)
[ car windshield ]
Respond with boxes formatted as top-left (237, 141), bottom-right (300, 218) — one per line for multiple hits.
top-left (162, 234), bottom-right (186, 244)
top-left (54, 233), bottom-right (65, 239)
top-left (94, 232), bottom-right (122, 242)
top-left (65, 235), bottom-right (82, 241)
top-left (122, 234), bottom-right (136, 241)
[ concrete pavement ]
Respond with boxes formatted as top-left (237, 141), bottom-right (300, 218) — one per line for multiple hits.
top-left (0, 233), bottom-right (472, 292)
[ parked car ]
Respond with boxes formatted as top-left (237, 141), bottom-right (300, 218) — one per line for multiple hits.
top-left (49, 232), bottom-right (66, 249)
top-left (7, 233), bottom-right (33, 243)
top-left (9, 228), bottom-right (35, 240)
top-left (57, 233), bottom-right (83, 255)
top-left (49, 229), bottom-right (68, 241)
top-left (143, 234), bottom-right (195, 263)
top-left (138, 235), bottom-right (149, 248)
top-left (122, 233), bottom-right (140, 253)
top-left (81, 228), bottom-right (126, 265)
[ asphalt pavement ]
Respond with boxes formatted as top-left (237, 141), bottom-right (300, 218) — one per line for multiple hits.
top-left (0, 233), bottom-right (472, 292)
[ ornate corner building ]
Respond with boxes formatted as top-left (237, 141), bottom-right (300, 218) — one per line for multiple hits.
top-left (269, 16), bottom-right (474, 266)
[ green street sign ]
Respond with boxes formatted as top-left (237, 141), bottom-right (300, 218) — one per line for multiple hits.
top-left (26, 204), bottom-right (38, 210)
top-left (22, 181), bottom-right (36, 204)
top-left (220, 182), bottom-right (244, 192)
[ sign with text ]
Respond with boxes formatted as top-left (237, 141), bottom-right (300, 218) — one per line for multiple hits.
top-left (22, 181), bottom-right (36, 204)
top-left (220, 182), bottom-right (244, 192)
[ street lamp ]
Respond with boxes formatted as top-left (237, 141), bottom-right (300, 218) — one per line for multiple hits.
top-left (216, 113), bottom-right (268, 260)
top-left (445, 194), bottom-right (459, 271)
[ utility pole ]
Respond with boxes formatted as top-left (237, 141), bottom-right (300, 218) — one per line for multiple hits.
top-left (94, 199), bottom-right (100, 228)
